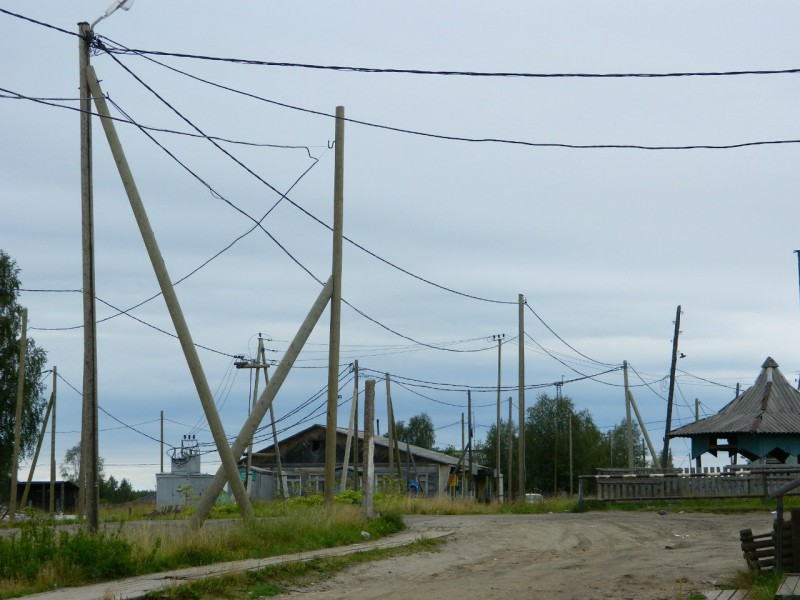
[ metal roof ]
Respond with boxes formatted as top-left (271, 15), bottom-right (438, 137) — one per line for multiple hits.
top-left (669, 357), bottom-right (800, 437)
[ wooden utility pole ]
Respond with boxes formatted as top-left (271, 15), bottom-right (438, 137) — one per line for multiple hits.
top-left (87, 66), bottom-right (253, 521)
top-left (461, 412), bottom-right (465, 497)
top-left (354, 362), bottom-right (359, 492)
top-left (386, 383), bottom-right (402, 480)
top-left (341, 360), bottom-right (358, 491)
top-left (362, 379), bottom-right (375, 518)
top-left (160, 410), bottom-right (164, 473)
top-left (624, 361), bottom-right (634, 468)
top-left (49, 366), bottom-right (57, 513)
top-left (627, 388), bottom-right (660, 468)
top-left (518, 294), bottom-right (526, 500)
top-left (569, 414), bottom-right (573, 496)
top-left (468, 391), bottom-right (473, 499)
top-left (9, 307), bottom-right (28, 522)
top-left (325, 106), bottom-right (345, 506)
top-left (662, 305), bottom-right (681, 469)
top-left (21, 380), bottom-right (55, 509)
top-left (507, 396), bottom-right (513, 501)
top-left (695, 398), bottom-right (702, 471)
top-left (79, 22), bottom-right (99, 532)
top-left (493, 334), bottom-right (504, 500)
top-left (386, 374), bottom-right (394, 477)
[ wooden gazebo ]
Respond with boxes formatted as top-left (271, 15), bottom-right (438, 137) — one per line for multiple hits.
top-left (669, 357), bottom-right (800, 463)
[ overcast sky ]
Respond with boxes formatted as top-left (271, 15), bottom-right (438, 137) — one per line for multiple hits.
top-left (3, 2), bottom-right (800, 490)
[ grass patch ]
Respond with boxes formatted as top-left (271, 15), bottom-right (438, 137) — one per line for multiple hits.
top-left (0, 505), bottom-right (404, 598)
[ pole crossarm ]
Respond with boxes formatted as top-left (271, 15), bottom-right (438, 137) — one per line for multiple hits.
top-left (85, 65), bottom-right (253, 520)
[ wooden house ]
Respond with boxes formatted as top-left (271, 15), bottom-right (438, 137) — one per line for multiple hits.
top-left (240, 424), bottom-right (492, 500)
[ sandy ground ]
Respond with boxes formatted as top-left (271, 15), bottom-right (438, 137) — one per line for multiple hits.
top-left (283, 510), bottom-right (776, 600)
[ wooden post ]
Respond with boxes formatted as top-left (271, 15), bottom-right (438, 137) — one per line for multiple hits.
top-left (354, 361), bottom-right (359, 492)
top-left (493, 334), bottom-right (504, 500)
top-left (325, 105), bottom-right (345, 506)
top-left (49, 366), bottom-right (56, 513)
top-left (695, 398), bottom-right (702, 472)
top-left (9, 307), bottom-right (28, 522)
top-left (362, 379), bottom-right (375, 518)
top-left (160, 409), bottom-right (164, 474)
top-left (386, 373), bottom-right (394, 477)
top-left (468, 391), bottom-right (473, 499)
top-left (461, 412), bottom-right (465, 497)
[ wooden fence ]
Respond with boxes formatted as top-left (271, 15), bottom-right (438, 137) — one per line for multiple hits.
top-left (581, 466), bottom-right (800, 501)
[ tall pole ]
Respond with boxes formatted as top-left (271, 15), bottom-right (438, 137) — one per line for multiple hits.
top-left (624, 361), bottom-right (634, 468)
top-left (386, 373), bottom-right (394, 477)
top-left (507, 396), bottom-right (513, 501)
top-left (493, 334), bottom-right (504, 500)
top-left (468, 391), bottom-right (473, 499)
top-left (325, 105), bottom-right (345, 506)
top-left (569, 414), bottom-right (573, 495)
top-left (662, 305), bottom-right (681, 469)
top-left (628, 389), bottom-right (660, 468)
top-left (461, 412), bottom-right (465, 498)
top-left (79, 22), bottom-right (99, 532)
top-left (245, 338), bottom-right (264, 494)
top-left (21, 382), bottom-right (55, 509)
top-left (341, 360), bottom-right (358, 491)
top-left (160, 410), bottom-right (164, 474)
top-left (695, 398), bottom-right (702, 471)
top-left (518, 294), bottom-right (526, 500)
top-left (353, 361), bottom-right (359, 492)
top-left (362, 379), bottom-right (375, 518)
top-left (9, 308), bottom-right (28, 522)
top-left (49, 366), bottom-right (57, 512)
top-left (262, 359), bottom-right (285, 498)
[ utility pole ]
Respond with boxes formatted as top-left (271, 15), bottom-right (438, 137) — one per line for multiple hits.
top-left (49, 366), bottom-right (57, 513)
top-left (160, 410), bottom-right (164, 474)
top-left (79, 21), bottom-right (99, 532)
top-left (325, 106), bottom-right (345, 506)
top-left (9, 307), bottom-right (28, 522)
top-left (386, 373), bottom-right (394, 477)
top-left (362, 379), bottom-right (375, 518)
top-left (507, 396), bottom-right (513, 501)
top-left (21, 379), bottom-right (56, 509)
top-left (662, 305), bottom-right (681, 470)
top-left (695, 398), bottom-right (702, 471)
top-left (624, 361), bottom-right (634, 468)
top-left (492, 333), bottom-right (505, 500)
top-left (461, 412), bottom-right (465, 498)
top-left (467, 392), bottom-right (473, 499)
top-left (518, 294), bottom-right (526, 500)
top-left (387, 384), bottom-right (402, 480)
top-left (353, 362), bottom-right (359, 492)
top-left (341, 360), bottom-right (358, 491)
top-left (569, 414), bottom-right (573, 496)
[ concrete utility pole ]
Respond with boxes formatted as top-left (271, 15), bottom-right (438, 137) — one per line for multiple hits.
top-left (624, 361), bottom-right (634, 468)
top-left (49, 366), bottom-right (57, 513)
top-left (507, 396), bottom-right (513, 501)
top-left (468, 391), bottom-right (473, 499)
top-left (518, 294), bottom-right (526, 500)
top-left (362, 379), bottom-right (375, 518)
top-left (79, 22), bottom-right (99, 532)
top-left (662, 305), bottom-right (681, 469)
top-left (9, 307), bottom-right (28, 522)
top-left (86, 66), bottom-right (253, 520)
top-left (325, 106), bottom-right (345, 506)
top-left (492, 333), bottom-right (505, 500)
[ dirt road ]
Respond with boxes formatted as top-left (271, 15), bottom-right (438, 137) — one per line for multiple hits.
top-left (284, 510), bottom-right (775, 600)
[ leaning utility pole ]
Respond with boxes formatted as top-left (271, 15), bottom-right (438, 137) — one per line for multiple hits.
top-left (325, 106), bottom-right (345, 506)
top-left (86, 65), bottom-right (253, 520)
top-left (341, 360), bottom-right (358, 491)
top-left (518, 294), bottom-right (526, 500)
top-left (624, 361), bottom-right (634, 468)
top-left (9, 308), bottom-right (28, 522)
top-left (79, 21), bottom-right (99, 532)
top-left (662, 305), bottom-right (681, 469)
top-left (492, 333), bottom-right (505, 500)
top-left (21, 379), bottom-right (56, 509)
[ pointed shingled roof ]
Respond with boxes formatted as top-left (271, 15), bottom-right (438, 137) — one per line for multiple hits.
top-left (669, 357), bottom-right (800, 437)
